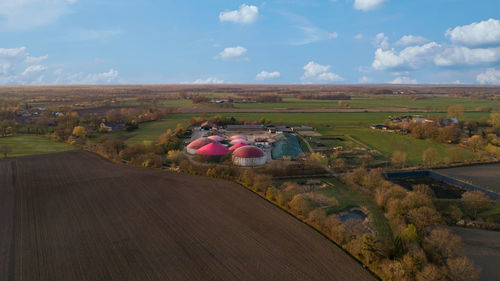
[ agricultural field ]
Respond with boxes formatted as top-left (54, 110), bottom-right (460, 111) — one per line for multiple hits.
top-left (451, 227), bottom-right (500, 281)
top-left (234, 96), bottom-right (500, 111)
top-left (0, 135), bottom-right (75, 157)
top-left (0, 151), bottom-right (375, 281)
top-left (437, 164), bottom-right (500, 192)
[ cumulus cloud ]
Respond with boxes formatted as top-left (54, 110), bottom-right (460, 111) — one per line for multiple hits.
top-left (434, 46), bottom-right (500, 66)
top-left (0, 46), bottom-right (119, 84)
top-left (375, 33), bottom-right (389, 49)
top-left (476, 68), bottom-right (500, 84)
top-left (354, 0), bottom-right (387, 11)
top-left (301, 61), bottom-right (344, 83)
top-left (446, 18), bottom-right (500, 47)
top-left (358, 76), bottom-right (373, 83)
top-left (354, 33), bottom-right (364, 40)
top-left (54, 69), bottom-right (119, 84)
top-left (328, 32), bottom-right (339, 39)
top-left (390, 76), bottom-right (417, 84)
top-left (216, 46), bottom-right (248, 61)
top-left (191, 77), bottom-right (225, 84)
top-left (219, 4), bottom-right (259, 24)
top-left (395, 35), bottom-right (428, 46)
top-left (372, 42), bottom-right (441, 70)
top-left (256, 71), bottom-right (280, 81)
top-left (0, 0), bottom-right (77, 30)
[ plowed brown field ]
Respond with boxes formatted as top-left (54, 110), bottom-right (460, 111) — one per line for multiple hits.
top-left (0, 151), bottom-right (375, 281)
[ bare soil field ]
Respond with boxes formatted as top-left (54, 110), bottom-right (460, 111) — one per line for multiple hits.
top-left (451, 227), bottom-right (500, 281)
top-left (437, 164), bottom-right (500, 192)
top-left (0, 151), bottom-right (375, 281)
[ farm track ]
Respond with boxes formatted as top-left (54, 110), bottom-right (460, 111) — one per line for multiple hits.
top-left (0, 151), bottom-right (375, 281)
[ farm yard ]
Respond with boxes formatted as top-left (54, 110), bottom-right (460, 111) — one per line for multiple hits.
top-left (0, 151), bottom-right (376, 281)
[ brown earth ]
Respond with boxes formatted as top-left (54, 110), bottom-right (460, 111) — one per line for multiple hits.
top-left (451, 227), bottom-right (500, 281)
top-left (0, 151), bottom-right (375, 281)
top-left (437, 163), bottom-right (500, 192)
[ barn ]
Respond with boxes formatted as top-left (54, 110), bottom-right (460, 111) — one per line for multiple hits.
top-left (186, 138), bottom-right (214, 154)
top-left (232, 146), bottom-right (267, 167)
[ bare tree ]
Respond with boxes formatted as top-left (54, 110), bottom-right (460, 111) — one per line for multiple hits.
top-left (446, 256), bottom-right (481, 281)
top-left (0, 144), bottom-right (13, 158)
top-left (461, 190), bottom-right (491, 218)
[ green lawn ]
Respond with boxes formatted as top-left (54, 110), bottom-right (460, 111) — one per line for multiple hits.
top-left (317, 178), bottom-right (393, 242)
top-left (0, 135), bottom-right (75, 158)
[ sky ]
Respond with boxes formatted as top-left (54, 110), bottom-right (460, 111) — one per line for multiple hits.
top-left (1, 0), bottom-right (500, 85)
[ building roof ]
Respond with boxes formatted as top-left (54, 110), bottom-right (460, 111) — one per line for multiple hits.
top-left (233, 146), bottom-right (265, 158)
top-left (208, 135), bottom-right (225, 142)
top-left (187, 138), bottom-right (215, 149)
top-left (195, 142), bottom-right (230, 156)
top-left (229, 142), bottom-right (248, 151)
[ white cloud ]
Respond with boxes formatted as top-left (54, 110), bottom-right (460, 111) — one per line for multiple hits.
top-left (54, 69), bottom-right (119, 84)
top-left (22, 65), bottom-right (47, 76)
top-left (0, 0), bottom-right (77, 30)
top-left (372, 42), bottom-right (441, 70)
top-left (192, 77), bottom-right (225, 84)
top-left (477, 68), bottom-right (500, 84)
top-left (446, 18), bottom-right (500, 47)
top-left (358, 76), bottom-right (373, 83)
top-left (375, 33), bottom-right (389, 49)
top-left (434, 46), bottom-right (500, 66)
top-left (256, 71), bottom-right (280, 81)
top-left (216, 46), bottom-right (248, 61)
top-left (390, 76), bottom-right (417, 84)
top-left (219, 4), bottom-right (259, 24)
top-left (25, 54), bottom-right (48, 64)
top-left (354, 33), bottom-right (364, 40)
top-left (301, 61), bottom-right (344, 83)
top-left (0, 46), bottom-right (119, 85)
top-left (395, 35), bottom-right (428, 46)
top-left (354, 0), bottom-right (387, 11)
top-left (328, 32), bottom-right (339, 39)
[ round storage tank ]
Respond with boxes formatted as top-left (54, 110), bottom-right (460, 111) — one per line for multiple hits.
top-left (232, 145), bottom-right (267, 167)
top-left (186, 138), bottom-right (214, 154)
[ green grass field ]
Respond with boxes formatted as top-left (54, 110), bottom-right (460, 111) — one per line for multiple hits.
top-left (0, 135), bottom-right (75, 158)
top-left (324, 128), bottom-right (478, 164)
top-left (317, 178), bottom-right (393, 242)
top-left (234, 96), bottom-right (500, 111)
top-left (125, 117), bottom-right (191, 144)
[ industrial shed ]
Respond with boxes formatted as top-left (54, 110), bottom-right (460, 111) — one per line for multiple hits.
top-left (232, 146), bottom-right (267, 167)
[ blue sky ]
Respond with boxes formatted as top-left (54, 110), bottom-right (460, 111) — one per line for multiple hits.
top-left (1, 0), bottom-right (500, 84)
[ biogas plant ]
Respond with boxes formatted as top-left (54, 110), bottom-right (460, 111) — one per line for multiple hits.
top-left (185, 122), bottom-right (312, 167)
